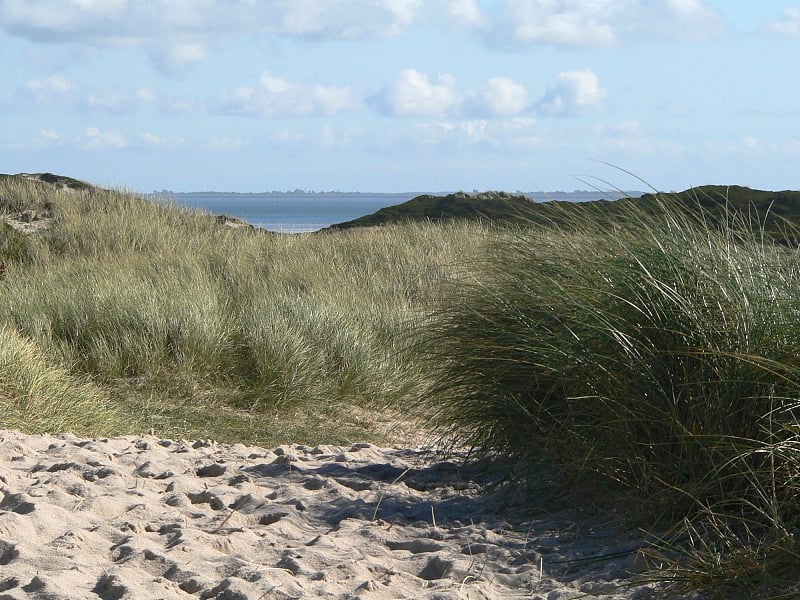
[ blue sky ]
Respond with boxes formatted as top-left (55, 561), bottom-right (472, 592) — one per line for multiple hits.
top-left (1, 1), bottom-right (799, 193)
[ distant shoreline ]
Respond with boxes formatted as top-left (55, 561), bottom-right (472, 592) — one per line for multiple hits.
top-left (149, 190), bottom-right (644, 202)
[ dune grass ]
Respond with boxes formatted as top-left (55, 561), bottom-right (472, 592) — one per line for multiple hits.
top-left (0, 176), bottom-right (488, 446)
top-left (0, 325), bottom-right (122, 436)
top-left (418, 193), bottom-right (800, 597)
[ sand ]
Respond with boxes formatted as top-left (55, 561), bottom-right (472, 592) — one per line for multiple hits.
top-left (0, 430), bottom-right (700, 599)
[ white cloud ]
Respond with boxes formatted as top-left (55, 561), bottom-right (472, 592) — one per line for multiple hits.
top-left (613, 120), bottom-right (641, 135)
top-left (373, 69), bottom-right (461, 117)
top-left (490, 0), bottom-right (618, 47)
top-left (403, 117), bottom-right (542, 150)
top-left (206, 136), bottom-right (249, 151)
top-left (138, 132), bottom-right (184, 148)
top-left (374, 71), bottom-right (531, 119)
top-left (35, 128), bottom-right (62, 147)
top-left (161, 96), bottom-right (205, 114)
top-left (2, 128), bottom-right (65, 150)
top-left (85, 88), bottom-right (156, 114)
top-left (267, 124), bottom-right (369, 149)
top-left (0, 0), bottom-right (724, 78)
top-left (466, 77), bottom-right (530, 117)
top-left (24, 75), bottom-right (76, 94)
top-left (0, 0), bottom-right (480, 46)
top-left (666, 0), bottom-right (715, 20)
top-left (661, 99), bottom-right (692, 118)
top-left (430, 120), bottom-right (489, 144)
top-left (0, 0), bottom-right (132, 43)
top-left (765, 6), bottom-right (800, 36)
top-left (440, 0), bottom-right (484, 27)
top-left (261, 0), bottom-right (418, 39)
top-left (536, 69), bottom-right (607, 116)
top-left (79, 127), bottom-right (128, 150)
top-left (17, 75), bottom-right (77, 106)
top-left (603, 136), bottom-right (684, 157)
top-left (782, 140), bottom-right (800, 155)
top-left (645, 0), bottom-right (725, 40)
top-left (265, 0), bottom-right (483, 37)
top-left (379, 0), bottom-right (422, 28)
top-left (487, 0), bottom-right (724, 48)
top-left (220, 72), bottom-right (356, 118)
top-left (740, 135), bottom-right (758, 149)
top-left (273, 130), bottom-right (306, 144)
top-left (154, 41), bottom-right (208, 74)
top-left (68, 0), bottom-right (127, 16)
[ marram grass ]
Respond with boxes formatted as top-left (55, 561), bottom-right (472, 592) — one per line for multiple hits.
top-left (417, 193), bottom-right (800, 598)
top-left (0, 175), bottom-right (490, 446)
top-left (0, 325), bottom-right (122, 436)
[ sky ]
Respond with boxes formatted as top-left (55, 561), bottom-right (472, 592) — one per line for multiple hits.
top-left (1, 1), bottom-right (799, 193)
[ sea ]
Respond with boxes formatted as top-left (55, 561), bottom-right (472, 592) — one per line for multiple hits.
top-left (150, 190), bottom-right (639, 233)
top-left (151, 192), bottom-right (424, 233)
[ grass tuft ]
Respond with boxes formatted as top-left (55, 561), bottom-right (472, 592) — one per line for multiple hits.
top-left (417, 192), bottom-right (800, 597)
top-left (0, 325), bottom-right (122, 436)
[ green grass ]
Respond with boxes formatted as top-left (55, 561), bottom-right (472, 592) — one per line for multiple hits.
top-left (0, 324), bottom-right (122, 436)
top-left (417, 193), bottom-right (800, 597)
top-left (0, 175), bottom-right (489, 446)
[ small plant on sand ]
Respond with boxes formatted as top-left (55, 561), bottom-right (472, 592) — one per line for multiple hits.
top-left (418, 191), bottom-right (800, 597)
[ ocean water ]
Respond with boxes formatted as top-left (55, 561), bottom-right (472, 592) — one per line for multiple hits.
top-left (155, 192), bottom-right (423, 233)
top-left (152, 190), bottom-right (640, 233)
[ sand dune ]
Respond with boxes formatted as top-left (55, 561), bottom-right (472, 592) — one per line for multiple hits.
top-left (0, 430), bottom-right (698, 599)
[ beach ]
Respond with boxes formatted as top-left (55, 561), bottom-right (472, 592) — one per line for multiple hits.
top-left (0, 430), bottom-right (700, 599)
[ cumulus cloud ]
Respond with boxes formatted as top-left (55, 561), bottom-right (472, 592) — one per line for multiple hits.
top-left (491, 0), bottom-right (618, 47)
top-left (79, 127), bottom-right (128, 150)
top-left (466, 77), bottom-right (530, 117)
top-left (219, 72), bottom-right (356, 118)
top-left (372, 69), bottom-right (461, 118)
top-left (536, 69), bottom-right (607, 116)
top-left (374, 70), bottom-right (530, 118)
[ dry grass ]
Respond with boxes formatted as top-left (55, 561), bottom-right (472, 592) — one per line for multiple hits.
top-left (0, 175), bottom-right (490, 446)
top-left (417, 193), bottom-right (800, 598)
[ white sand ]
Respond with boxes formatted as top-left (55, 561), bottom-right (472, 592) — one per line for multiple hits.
top-left (0, 430), bottom-right (700, 599)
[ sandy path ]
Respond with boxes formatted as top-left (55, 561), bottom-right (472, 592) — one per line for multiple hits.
top-left (0, 430), bottom-right (698, 599)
